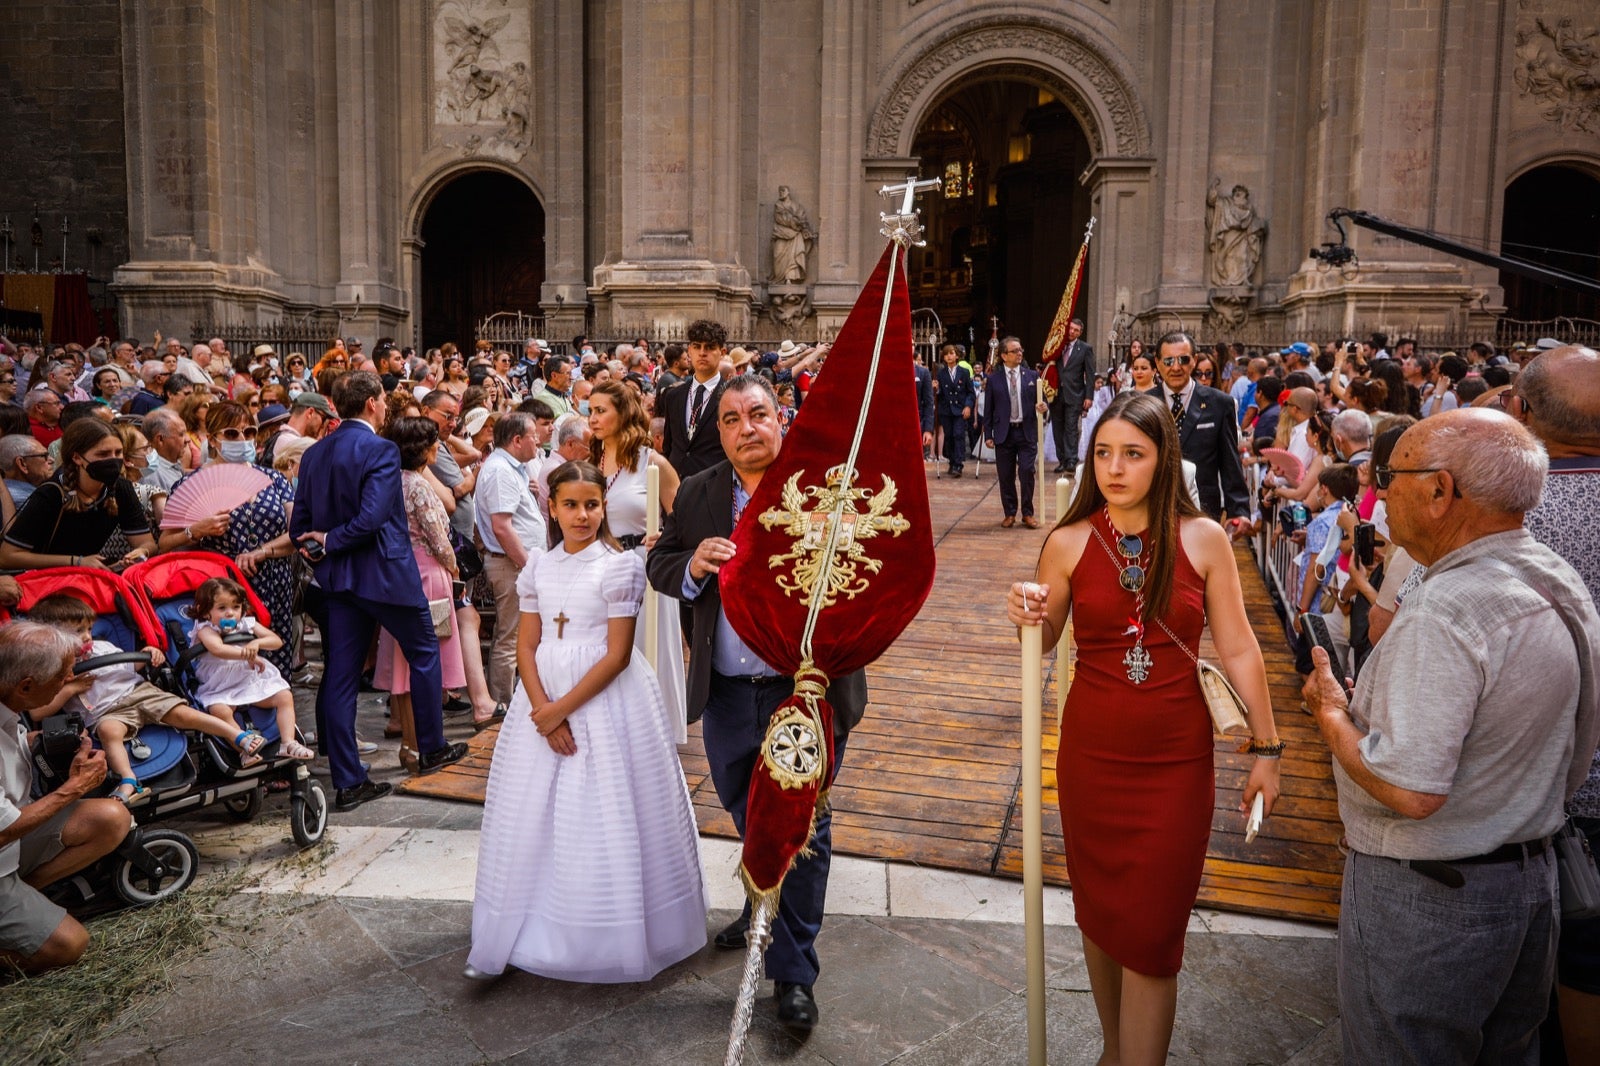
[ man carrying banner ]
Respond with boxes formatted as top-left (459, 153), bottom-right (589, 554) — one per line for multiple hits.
top-left (647, 374), bottom-right (869, 1033)
top-left (1045, 318), bottom-right (1095, 472)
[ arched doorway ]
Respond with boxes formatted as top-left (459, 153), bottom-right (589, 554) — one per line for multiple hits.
top-left (419, 170), bottom-right (545, 348)
top-left (1500, 164), bottom-right (1600, 322)
top-left (910, 83), bottom-right (1094, 359)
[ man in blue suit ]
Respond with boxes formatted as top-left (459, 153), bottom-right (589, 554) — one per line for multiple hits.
top-left (934, 343), bottom-right (976, 476)
top-left (290, 372), bottom-right (467, 810)
top-left (983, 336), bottom-right (1046, 527)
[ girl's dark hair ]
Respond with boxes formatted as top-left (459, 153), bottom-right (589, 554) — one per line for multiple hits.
top-left (1317, 462), bottom-right (1361, 505)
top-left (1054, 391), bottom-right (1203, 622)
top-left (545, 460), bottom-right (621, 552)
top-left (587, 381), bottom-right (651, 472)
top-left (188, 576), bottom-right (249, 621)
top-left (1348, 377), bottom-right (1387, 411)
top-left (385, 415), bottom-right (440, 471)
top-left (58, 418), bottom-right (122, 513)
top-left (29, 592), bottom-right (95, 627)
top-left (1371, 360), bottom-right (1416, 416)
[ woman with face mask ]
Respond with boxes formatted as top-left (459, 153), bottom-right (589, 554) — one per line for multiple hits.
top-left (156, 401), bottom-right (300, 673)
top-left (0, 419), bottom-right (158, 571)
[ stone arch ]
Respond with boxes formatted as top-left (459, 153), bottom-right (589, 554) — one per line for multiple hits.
top-left (404, 158), bottom-right (546, 239)
top-left (1506, 151), bottom-right (1600, 187)
top-left (867, 14), bottom-right (1150, 160)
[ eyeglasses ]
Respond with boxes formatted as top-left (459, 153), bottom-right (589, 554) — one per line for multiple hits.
top-left (1161, 355), bottom-right (1193, 367)
top-left (1373, 464), bottom-right (1449, 491)
top-left (20, 452), bottom-right (48, 463)
top-left (216, 428), bottom-right (253, 441)
top-left (1195, 370), bottom-right (1214, 380)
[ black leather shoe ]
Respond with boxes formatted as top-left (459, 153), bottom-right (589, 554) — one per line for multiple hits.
top-left (775, 981), bottom-right (818, 1032)
top-left (416, 741), bottom-right (469, 775)
top-left (713, 913), bottom-right (749, 950)
top-left (334, 778), bottom-right (393, 811)
top-left (1052, 463), bottom-right (1069, 473)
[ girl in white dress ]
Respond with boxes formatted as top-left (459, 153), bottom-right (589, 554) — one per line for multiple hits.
top-left (189, 576), bottom-right (311, 760)
top-left (587, 381), bottom-right (689, 743)
top-left (467, 460), bottom-right (706, 983)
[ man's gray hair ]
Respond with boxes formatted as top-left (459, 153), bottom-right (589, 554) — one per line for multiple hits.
top-left (1332, 409), bottom-right (1372, 447)
top-left (1418, 409), bottom-right (1547, 514)
top-left (1517, 346), bottom-right (1598, 441)
top-left (140, 360), bottom-right (166, 385)
top-left (552, 412), bottom-right (589, 449)
top-left (720, 373), bottom-right (779, 412)
top-left (22, 388), bottom-right (56, 412)
top-left (0, 621), bottom-right (76, 696)
top-left (142, 407), bottom-right (182, 439)
top-left (0, 433), bottom-right (44, 473)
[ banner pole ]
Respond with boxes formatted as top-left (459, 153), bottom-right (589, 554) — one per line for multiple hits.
top-left (1035, 379), bottom-right (1047, 517)
top-left (1021, 623), bottom-right (1046, 1066)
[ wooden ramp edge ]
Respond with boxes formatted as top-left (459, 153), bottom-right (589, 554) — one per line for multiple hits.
top-left (402, 466), bottom-right (1344, 924)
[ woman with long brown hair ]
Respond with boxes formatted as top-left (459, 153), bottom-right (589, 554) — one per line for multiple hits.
top-left (0, 419), bottom-right (156, 570)
top-left (178, 390), bottom-right (214, 471)
top-left (1006, 390), bottom-right (1281, 1065)
top-left (586, 380), bottom-right (687, 739)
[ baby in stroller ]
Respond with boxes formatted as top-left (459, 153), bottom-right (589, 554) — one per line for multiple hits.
top-left (29, 594), bottom-right (270, 805)
top-left (187, 577), bottom-right (313, 762)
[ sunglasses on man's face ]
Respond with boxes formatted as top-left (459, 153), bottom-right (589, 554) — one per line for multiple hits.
top-left (1161, 355), bottom-right (1193, 368)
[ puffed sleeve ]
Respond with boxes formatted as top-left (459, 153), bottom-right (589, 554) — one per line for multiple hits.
top-left (515, 551), bottom-right (541, 613)
top-left (600, 549), bottom-right (646, 618)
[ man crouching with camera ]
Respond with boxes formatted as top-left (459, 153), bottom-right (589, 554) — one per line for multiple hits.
top-left (0, 621), bottom-right (132, 974)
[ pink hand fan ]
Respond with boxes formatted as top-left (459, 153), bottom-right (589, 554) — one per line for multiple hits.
top-left (1259, 447), bottom-right (1305, 485)
top-left (160, 464), bottom-right (273, 529)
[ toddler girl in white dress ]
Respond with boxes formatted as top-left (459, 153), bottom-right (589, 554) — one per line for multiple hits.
top-left (189, 576), bottom-right (312, 760)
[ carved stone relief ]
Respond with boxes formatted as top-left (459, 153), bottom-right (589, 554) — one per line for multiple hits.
top-left (770, 186), bottom-right (816, 285)
top-left (868, 17), bottom-right (1149, 158)
top-left (1206, 179), bottom-right (1266, 330)
top-left (1514, 0), bottom-right (1600, 135)
top-left (433, 0), bottom-right (533, 160)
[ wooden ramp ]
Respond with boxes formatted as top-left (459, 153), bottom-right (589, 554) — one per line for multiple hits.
top-left (404, 464), bottom-right (1344, 923)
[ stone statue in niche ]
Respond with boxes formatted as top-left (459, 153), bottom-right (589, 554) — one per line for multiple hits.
top-left (1205, 179), bottom-right (1267, 290)
top-left (768, 289), bottom-right (814, 330)
top-left (1515, 3), bottom-right (1600, 135)
top-left (771, 187), bottom-right (817, 285)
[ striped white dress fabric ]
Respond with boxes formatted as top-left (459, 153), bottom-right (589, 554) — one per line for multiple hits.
top-left (468, 542), bottom-right (707, 982)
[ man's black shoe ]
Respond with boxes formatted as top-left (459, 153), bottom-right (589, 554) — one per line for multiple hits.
top-left (334, 779), bottom-right (392, 811)
top-left (713, 913), bottom-right (749, 950)
top-left (416, 741), bottom-right (470, 775)
top-left (775, 982), bottom-right (818, 1032)
top-left (1052, 463), bottom-right (1069, 473)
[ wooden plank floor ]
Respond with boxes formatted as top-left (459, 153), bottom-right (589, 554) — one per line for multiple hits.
top-left (404, 462), bottom-right (1344, 923)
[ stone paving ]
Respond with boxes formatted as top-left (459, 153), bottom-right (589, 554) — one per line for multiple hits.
top-left (71, 686), bottom-right (1342, 1065)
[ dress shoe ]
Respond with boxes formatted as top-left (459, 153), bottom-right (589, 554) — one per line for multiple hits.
top-left (416, 741), bottom-right (470, 774)
top-left (1022, 515), bottom-right (1041, 529)
top-left (775, 981), bottom-right (818, 1032)
top-left (442, 694), bottom-right (472, 716)
top-left (462, 962), bottom-right (499, 981)
top-left (1001, 515), bottom-right (1016, 528)
top-left (713, 913), bottom-right (749, 950)
top-left (334, 778), bottom-right (392, 811)
top-left (1052, 463), bottom-right (1069, 473)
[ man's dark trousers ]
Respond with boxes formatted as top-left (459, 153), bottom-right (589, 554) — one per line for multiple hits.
top-left (995, 433), bottom-right (1036, 518)
top-left (318, 592), bottom-right (445, 790)
top-left (1049, 394), bottom-right (1082, 469)
top-left (699, 672), bottom-right (847, 986)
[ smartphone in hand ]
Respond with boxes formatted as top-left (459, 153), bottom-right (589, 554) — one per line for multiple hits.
top-left (1299, 612), bottom-right (1341, 671)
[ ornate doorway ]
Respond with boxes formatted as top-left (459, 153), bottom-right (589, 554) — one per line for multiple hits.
top-left (1500, 164), bottom-right (1600, 322)
top-left (419, 170), bottom-right (545, 348)
top-left (910, 84), bottom-right (1093, 360)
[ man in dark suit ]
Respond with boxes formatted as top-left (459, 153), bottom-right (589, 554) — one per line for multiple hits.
top-left (290, 372), bottom-right (467, 811)
top-left (659, 318), bottom-right (731, 478)
top-left (914, 358), bottom-right (935, 460)
top-left (934, 343), bottom-right (976, 476)
top-left (1044, 318), bottom-right (1095, 472)
top-left (647, 375), bottom-right (867, 1034)
top-left (983, 336), bottom-right (1047, 528)
top-left (1145, 332), bottom-right (1251, 527)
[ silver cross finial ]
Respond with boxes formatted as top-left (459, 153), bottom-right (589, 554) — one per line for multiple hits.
top-left (877, 176), bottom-right (943, 247)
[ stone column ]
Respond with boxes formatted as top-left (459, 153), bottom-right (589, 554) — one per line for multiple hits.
top-left (539, 0), bottom-right (589, 339)
top-left (810, 0), bottom-right (870, 331)
top-left (590, 0), bottom-right (753, 335)
top-left (1151, 0), bottom-right (1216, 316)
top-left (1081, 158), bottom-right (1156, 366)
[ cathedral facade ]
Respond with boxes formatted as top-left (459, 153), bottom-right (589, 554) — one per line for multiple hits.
top-left (8, 0), bottom-right (1599, 355)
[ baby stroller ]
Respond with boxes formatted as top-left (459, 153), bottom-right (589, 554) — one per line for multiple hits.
top-left (4, 566), bottom-right (205, 910)
top-left (122, 551), bottom-right (329, 850)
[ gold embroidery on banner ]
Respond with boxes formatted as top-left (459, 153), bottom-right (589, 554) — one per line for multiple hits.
top-left (758, 465), bottom-right (911, 609)
top-left (760, 702), bottom-right (824, 791)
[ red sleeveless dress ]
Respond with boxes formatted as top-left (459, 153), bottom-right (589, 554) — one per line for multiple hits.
top-left (1058, 512), bottom-right (1214, 977)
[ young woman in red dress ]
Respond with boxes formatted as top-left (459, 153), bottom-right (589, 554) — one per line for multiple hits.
top-left (1008, 390), bottom-right (1282, 1065)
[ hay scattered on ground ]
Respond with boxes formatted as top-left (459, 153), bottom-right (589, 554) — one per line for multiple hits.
top-left (0, 854), bottom-right (310, 1066)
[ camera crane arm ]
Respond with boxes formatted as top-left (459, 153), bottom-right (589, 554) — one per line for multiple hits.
top-left (1311, 208), bottom-right (1600, 299)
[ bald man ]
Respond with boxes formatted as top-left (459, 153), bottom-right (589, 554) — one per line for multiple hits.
top-left (1283, 386), bottom-right (1319, 471)
top-left (1305, 409), bottom-right (1600, 1064)
top-left (1514, 345), bottom-right (1600, 1061)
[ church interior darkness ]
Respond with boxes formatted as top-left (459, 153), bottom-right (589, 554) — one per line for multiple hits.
top-left (420, 170), bottom-right (546, 348)
top-left (1499, 163), bottom-right (1600, 324)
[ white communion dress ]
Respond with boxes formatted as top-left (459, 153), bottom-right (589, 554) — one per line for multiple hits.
top-left (188, 618), bottom-right (290, 708)
top-left (468, 540), bottom-right (707, 982)
top-left (605, 447), bottom-right (689, 744)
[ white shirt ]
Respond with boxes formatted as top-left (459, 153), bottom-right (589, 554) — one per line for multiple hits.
top-left (1288, 420), bottom-right (1319, 471)
top-left (683, 375), bottom-right (719, 433)
top-left (1160, 380), bottom-right (1197, 416)
top-left (143, 452), bottom-right (185, 492)
top-left (474, 447), bottom-right (546, 556)
top-left (173, 356), bottom-right (212, 387)
top-left (0, 700), bottom-right (31, 878)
